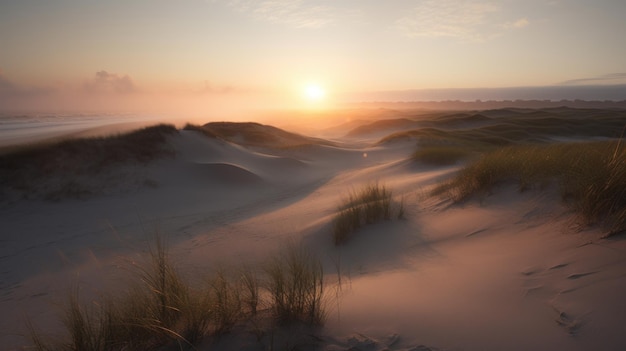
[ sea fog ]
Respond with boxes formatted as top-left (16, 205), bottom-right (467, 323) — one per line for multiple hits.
top-left (0, 113), bottom-right (181, 147)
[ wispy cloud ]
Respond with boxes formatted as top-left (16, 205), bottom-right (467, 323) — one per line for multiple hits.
top-left (395, 0), bottom-right (498, 40)
top-left (83, 71), bottom-right (135, 94)
top-left (560, 73), bottom-right (626, 85)
top-left (395, 0), bottom-right (529, 41)
top-left (504, 18), bottom-right (529, 29)
top-left (221, 0), bottom-right (337, 28)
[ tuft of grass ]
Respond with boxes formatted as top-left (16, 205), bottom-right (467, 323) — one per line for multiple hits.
top-left (434, 140), bottom-right (626, 234)
top-left (240, 265), bottom-right (260, 316)
top-left (209, 269), bottom-right (243, 334)
top-left (104, 236), bottom-right (194, 349)
top-left (176, 286), bottom-right (212, 344)
top-left (265, 244), bottom-right (326, 326)
top-left (25, 318), bottom-right (52, 351)
top-left (28, 236), bottom-right (199, 350)
top-left (412, 145), bottom-right (474, 166)
top-left (333, 183), bottom-right (404, 245)
top-left (62, 284), bottom-right (108, 351)
top-left (142, 236), bottom-right (188, 330)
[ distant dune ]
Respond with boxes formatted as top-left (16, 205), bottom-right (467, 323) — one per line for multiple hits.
top-left (196, 121), bottom-right (337, 148)
top-left (345, 118), bottom-right (421, 138)
top-left (378, 107), bottom-right (626, 145)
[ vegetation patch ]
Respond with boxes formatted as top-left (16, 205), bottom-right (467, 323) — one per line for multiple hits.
top-left (188, 122), bottom-right (335, 149)
top-left (0, 124), bottom-right (178, 200)
top-left (265, 244), bottom-right (326, 326)
top-left (27, 239), bottom-right (328, 350)
top-left (412, 145), bottom-right (474, 166)
top-left (183, 123), bottom-right (219, 139)
top-left (333, 183), bottom-right (404, 245)
top-left (434, 140), bottom-right (626, 235)
top-left (378, 108), bottom-right (626, 150)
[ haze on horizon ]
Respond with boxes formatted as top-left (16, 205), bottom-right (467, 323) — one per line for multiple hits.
top-left (1, 0), bottom-right (625, 118)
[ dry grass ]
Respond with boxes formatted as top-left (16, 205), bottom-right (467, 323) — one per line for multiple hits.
top-left (333, 183), bottom-right (404, 245)
top-left (187, 122), bottom-right (334, 149)
top-left (379, 109), bottom-right (626, 153)
top-left (265, 244), bottom-right (326, 326)
top-left (239, 265), bottom-right (260, 316)
top-left (412, 145), bottom-right (474, 166)
top-left (0, 124), bottom-right (178, 200)
top-left (28, 239), bottom-right (330, 350)
top-left (434, 140), bottom-right (626, 234)
top-left (183, 123), bottom-right (219, 139)
top-left (209, 269), bottom-right (243, 334)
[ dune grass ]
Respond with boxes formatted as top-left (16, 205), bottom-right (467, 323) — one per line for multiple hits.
top-left (333, 183), bottom-right (404, 245)
top-left (0, 124), bottom-right (178, 200)
top-left (184, 121), bottom-right (334, 149)
top-left (182, 123), bottom-right (219, 139)
top-left (379, 109), bottom-right (626, 153)
top-left (265, 244), bottom-right (326, 326)
top-left (434, 140), bottom-right (626, 234)
top-left (28, 239), bottom-right (329, 350)
top-left (412, 145), bottom-right (474, 166)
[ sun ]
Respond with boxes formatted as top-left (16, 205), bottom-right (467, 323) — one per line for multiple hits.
top-left (303, 84), bottom-right (326, 101)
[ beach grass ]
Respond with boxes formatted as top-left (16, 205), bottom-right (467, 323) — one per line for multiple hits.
top-left (0, 124), bottom-right (178, 200)
top-left (434, 140), bottom-right (626, 234)
top-left (333, 182), bottom-right (404, 245)
top-left (378, 109), bottom-right (626, 151)
top-left (28, 239), bottom-right (329, 350)
top-left (412, 145), bottom-right (474, 166)
top-left (265, 244), bottom-right (326, 326)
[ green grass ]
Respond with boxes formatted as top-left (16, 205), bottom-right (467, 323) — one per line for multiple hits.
top-left (28, 239), bottom-right (329, 350)
top-left (333, 183), bottom-right (404, 245)
top-left (434, 140), bottom-right (626, 234)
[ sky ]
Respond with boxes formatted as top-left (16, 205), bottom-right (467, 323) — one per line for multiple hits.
top-left (1, 0), bottom-right (625, 116)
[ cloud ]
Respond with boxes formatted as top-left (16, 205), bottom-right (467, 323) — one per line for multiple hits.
top-left (504, 18), bottom-right (529, 29)
top-left (395, 0), bottom-right (499, 41)
top-left (395, 1), bottom-right (530, 41)
top-left (222, 0), bottom-right (336, 28)
top-left (83, 70), bottom-right (136, 94)
top-left (560, 73), bottom-right (626, 86)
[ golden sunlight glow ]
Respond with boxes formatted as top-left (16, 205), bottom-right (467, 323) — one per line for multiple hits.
top-left (304, 84), bottom-right (326, 101)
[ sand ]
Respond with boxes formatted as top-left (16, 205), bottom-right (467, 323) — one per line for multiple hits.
top-left (1, 116), bottom-right (626, 350)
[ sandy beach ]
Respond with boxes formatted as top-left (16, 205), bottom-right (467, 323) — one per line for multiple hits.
top-left (1, 108), bottom-right (626, 350)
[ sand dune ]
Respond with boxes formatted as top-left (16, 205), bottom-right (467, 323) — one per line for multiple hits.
top-left (1, 110), bottom-right (626, 350)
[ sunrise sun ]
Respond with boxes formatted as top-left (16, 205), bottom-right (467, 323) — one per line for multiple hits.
top-left (304, 84), bottom-right (326, 101)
